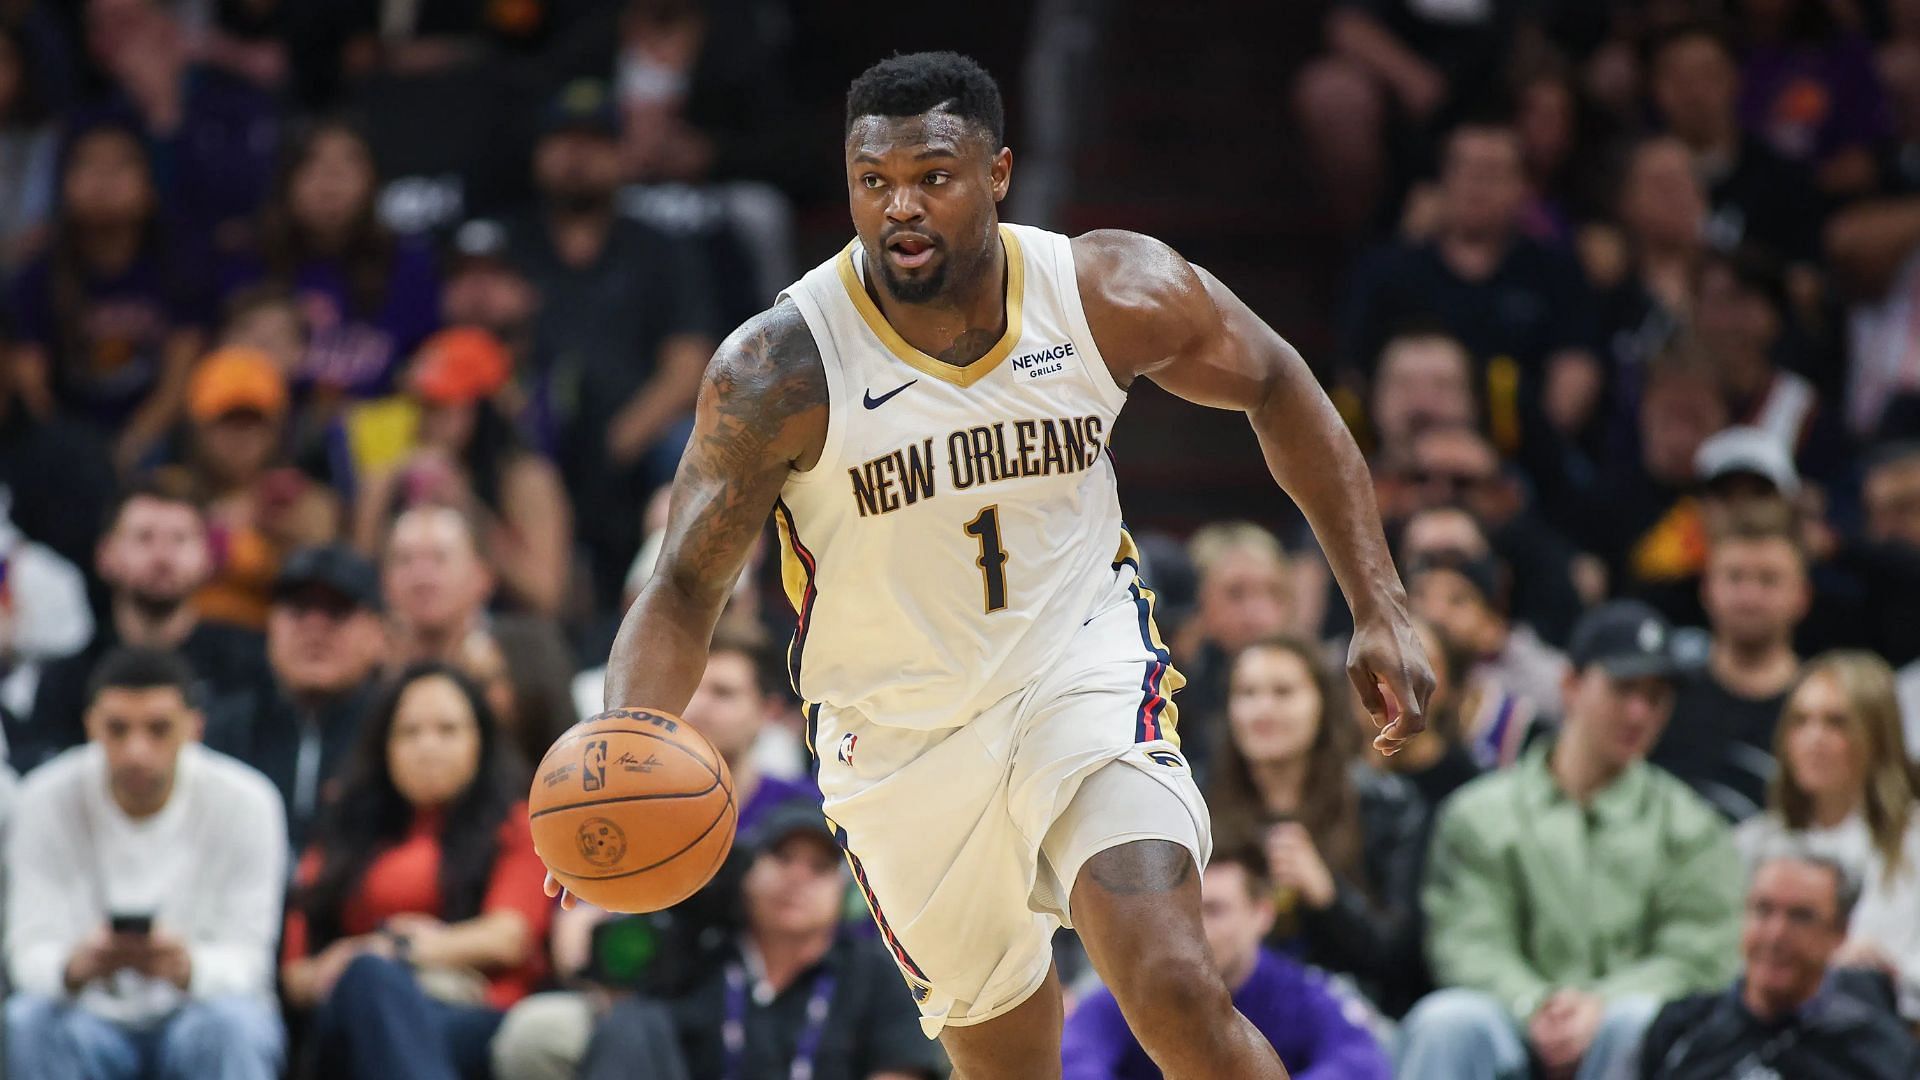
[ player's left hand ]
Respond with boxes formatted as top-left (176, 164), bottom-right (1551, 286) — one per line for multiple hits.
top-left (1346, 606), bottom-right (1435, 756)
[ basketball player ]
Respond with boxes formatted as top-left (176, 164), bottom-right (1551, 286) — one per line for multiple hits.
top-left (547, 52), bottom-right (1433, 1079)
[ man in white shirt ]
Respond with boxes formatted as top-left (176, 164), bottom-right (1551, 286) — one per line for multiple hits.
top-left (5, 647), bottom-right (287, 1080)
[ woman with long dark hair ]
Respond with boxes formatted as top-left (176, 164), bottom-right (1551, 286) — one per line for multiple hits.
top-left (8, 119), bottom-right (205, 469)
top-left (281, 663), bottom-right (551, 1079)
top-left (228, 118), bottom-right (439, 400)
top-left (1207, 635), bottom-right (1430, 1016)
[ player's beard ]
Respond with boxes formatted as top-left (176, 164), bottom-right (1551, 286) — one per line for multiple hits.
top-left (879, 253), bottom-right (950, 303)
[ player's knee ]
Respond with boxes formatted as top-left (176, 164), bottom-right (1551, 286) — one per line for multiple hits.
top-left (1107, 949), bottom-right (1232, 1034)
top-left (491, 992), bottom-right (595, 1080)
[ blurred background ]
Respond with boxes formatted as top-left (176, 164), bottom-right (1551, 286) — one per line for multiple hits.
top-left (5, 0), bottom-right (1920, 1078)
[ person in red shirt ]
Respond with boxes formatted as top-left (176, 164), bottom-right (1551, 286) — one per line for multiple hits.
top-left (281, 662), bottom-right (551, 1080)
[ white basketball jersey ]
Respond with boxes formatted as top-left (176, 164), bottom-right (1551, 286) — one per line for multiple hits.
top-left (773, 222), bottom-right (1136, 728)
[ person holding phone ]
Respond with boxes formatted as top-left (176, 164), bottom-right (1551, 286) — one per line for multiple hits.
top-left (4, 646), bottom-right (287, 1080)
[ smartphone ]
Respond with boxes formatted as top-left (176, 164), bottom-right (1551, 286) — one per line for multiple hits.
top-left (109, 912), bottom-right (153, 936)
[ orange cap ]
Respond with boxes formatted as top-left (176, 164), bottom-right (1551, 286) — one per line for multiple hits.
top-left (188, 346), bottom-right (289, 422)
top-left (409, 327), bottom-right (511, 406)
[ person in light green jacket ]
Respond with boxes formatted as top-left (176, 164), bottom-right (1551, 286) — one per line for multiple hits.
top-left (1398, 600), bottom-right (1743, 1080)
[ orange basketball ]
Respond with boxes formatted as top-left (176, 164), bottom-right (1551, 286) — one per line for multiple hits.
top-left (528, 707), bottom-right (736, 913)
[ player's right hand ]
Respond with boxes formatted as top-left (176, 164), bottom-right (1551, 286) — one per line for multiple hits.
top-left (543, 871), bottom-right (578, 910)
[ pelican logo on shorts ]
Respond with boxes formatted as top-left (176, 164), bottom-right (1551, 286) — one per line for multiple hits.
top-left (837, 733), bottom-right (858, 766)
top-left (576, 817), bottom-right (628, 868)
top-left (582, 740), bottom-right (608, 792)
top-left (1145, 750), bottom-right (1185, 770)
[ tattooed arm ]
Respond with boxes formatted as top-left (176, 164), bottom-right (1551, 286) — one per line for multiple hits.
top-left (603, 299), bottom-right (829, 714)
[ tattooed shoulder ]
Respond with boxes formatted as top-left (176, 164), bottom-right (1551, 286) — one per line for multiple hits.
top-left (706, 294), bottom-right (825, 449)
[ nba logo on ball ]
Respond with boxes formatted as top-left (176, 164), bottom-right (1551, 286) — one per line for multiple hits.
top-left (582, 740), bottom-right (608, 791)
top-left (837, 733), bottom-right (857, 765)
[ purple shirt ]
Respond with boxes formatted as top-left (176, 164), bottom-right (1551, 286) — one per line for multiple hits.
top-left (1739, 35), bottom-right (1890, 167)
top-left (9, 245), bottom-right (209, 428)
top-left (221, 235), bottom-right (442, 397)
top-left (738, 773), bottom-right (823, 835)
top-left (1061, 949), bottom-right (1389, 1080)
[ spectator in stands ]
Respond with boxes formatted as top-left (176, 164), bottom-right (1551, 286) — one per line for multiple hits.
top-left (6, 647), bottom-right (286, 1080)
top-left (1824, 186), bottom-right (1920, 437)
top-left (1638, 850), bottom-right (1920, 1078)
top-left (1340, 120), bottom-right (1601, 462)
top-left (457, 614), bottom-right (579, 789)
top-left (1399, 600), bottom-right (1742, 1080)
top-left (1364, 326), bottom-right (1476, 482)
top-left (204, 544), bottom-right (385, 850)
top-left (439, 219), bottom-right (547, 452)
top-left (491, 626), bottom-right (821, 1079)
top-left (1206, 636), bottom-right (1427, 1016)
top-left (1590, 136), bottom-right (1708, 427)
top-left (505, 79), bottom-right (717, 603)
top-left (1174, 522), bottom-right (1294, 770)
top-left (1399, 425), bottom-right (1588, 645)
top-left (282, 663), bottom-right (551, 1080)
top-left (561, 800), bottom-right (941, 1080)
top-left (1739, 0), bottom-right (1891, 199)
top-left (382, 504), bottom-right (495, 666)
top-left (1406, 549), bottom-right (1567, 768)
top-left (24, 481), bottom-right (268, 771)
top-left (0, 23), bottom-right (55, 271)
top-left (1577, 338), bottom-right (1730, 610)
top-left (1062, 845), bottom-right (1390, 1080)
top-left (353, 327), bottom-right (572, 617)
top-left (1655, 506), bottom-right (1809, 820)
top-left (1292, 0), bottom-right (1525, 228)
top-left (0, 489), bottom-right (93, 743)
top-left (1695, 249), bottom-right (1849, 488)
top-left (229, 118), bottom-right (440, 400)
top-left (80, 0), bottom-right (279, 243)
top-left (1371, 615), bottom-right (1482, 811)
top-left (171, 346), bottom-right (341, 630)
top-left (10, 119), bottom-right (207, 470)
top-left (1855, 443), bottom-right (1920, 675)
top-left (1735, 651), bottom-right (1920, 1019)
top-left (1649, 21), bottom-right (1824, 263)
top-left (0, 316), bottom-right (116, 573)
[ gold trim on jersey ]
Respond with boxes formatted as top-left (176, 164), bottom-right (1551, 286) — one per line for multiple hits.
top-left (835, 224), bottom-right (1026, 388)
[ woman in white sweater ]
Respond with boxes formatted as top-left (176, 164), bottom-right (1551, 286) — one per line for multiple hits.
top-left (1734, 651), bottom-right (1920, 1019)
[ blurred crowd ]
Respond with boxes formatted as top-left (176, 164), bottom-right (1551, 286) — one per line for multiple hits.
top-left (5, 0), bottom-right (1920, 1077)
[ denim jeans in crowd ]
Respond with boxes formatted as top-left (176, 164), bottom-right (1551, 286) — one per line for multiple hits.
top-left (310, 953), bottom-right (504, 1080)
top-left (5, 992), bottom-right (284, 1080)
top-left (1396, 987), bottom-right (1662, 1080)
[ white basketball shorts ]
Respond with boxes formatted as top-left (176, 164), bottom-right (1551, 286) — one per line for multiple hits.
top-left (805, 568), bottom-right (1213, 1038)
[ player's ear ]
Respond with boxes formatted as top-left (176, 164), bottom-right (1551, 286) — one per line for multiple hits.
top-left (990, 145), bottom-right (1012, 202)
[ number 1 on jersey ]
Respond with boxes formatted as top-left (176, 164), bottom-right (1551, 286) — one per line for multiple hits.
top-left (964, 505), bottom-right (1009, 613)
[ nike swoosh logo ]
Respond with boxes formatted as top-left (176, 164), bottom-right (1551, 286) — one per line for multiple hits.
top-left (863, 380), bottom-right (918, 409)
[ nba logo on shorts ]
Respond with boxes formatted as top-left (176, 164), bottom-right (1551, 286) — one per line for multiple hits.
top-left (582, 740), bottom-right (608, 791)
top-left (837, 733), bottom-right (858, 766)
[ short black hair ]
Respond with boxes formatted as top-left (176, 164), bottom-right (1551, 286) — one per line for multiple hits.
top-left (1648, 18), bottom-right (1738, 69)
top-left (86, 647), bottom-right (199, 708)
top-left (845, 51), bottom-right (1005, 147)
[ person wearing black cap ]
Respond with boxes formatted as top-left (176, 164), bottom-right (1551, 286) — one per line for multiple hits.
top-left (204, 545), bottom-right (385, 851)
top-left (502, 78), bottom-right (719, 609)
top-left (555, 799), bottom-right (941, 1080)
top-left (1397, 600), bottom-right (1743, 1080)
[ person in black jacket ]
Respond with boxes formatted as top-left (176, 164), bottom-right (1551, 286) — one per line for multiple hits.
top-left (1639, 849), bottom-right (1920, 1079)
top-left (203, 545), bottom-right (384, 852)
top-left (1206, 635), bottom-right (1429, 1016)
top-left (21, 480), bottom-right (267, 771)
